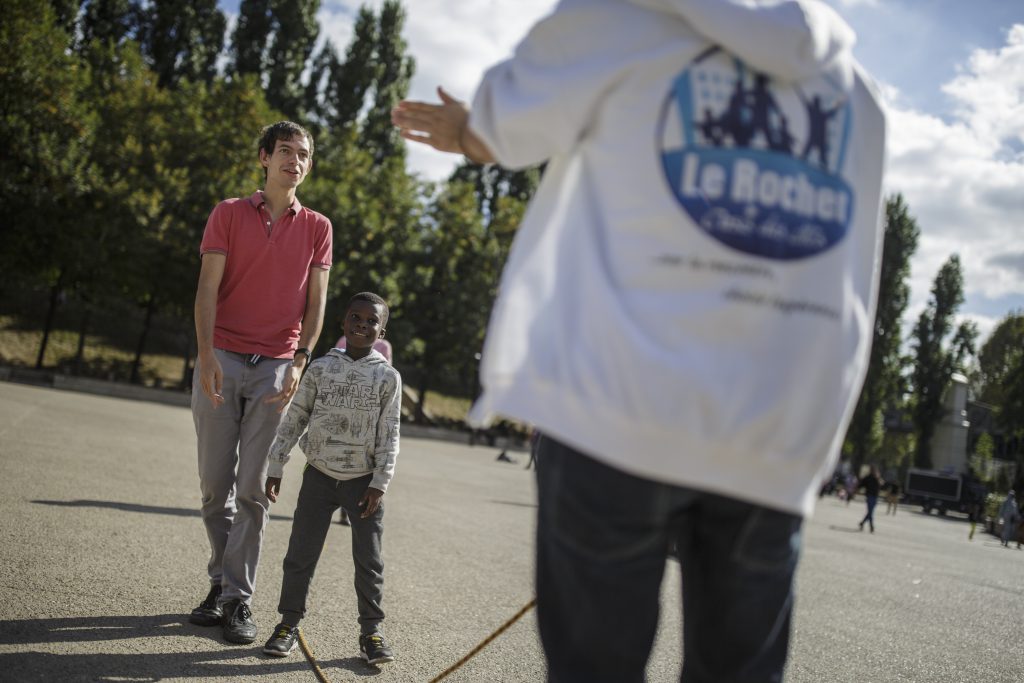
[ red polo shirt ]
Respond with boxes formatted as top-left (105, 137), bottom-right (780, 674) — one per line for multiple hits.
top-left (200, 191), bottom-right (333, 358)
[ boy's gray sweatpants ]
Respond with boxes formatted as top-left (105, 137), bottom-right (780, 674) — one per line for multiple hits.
top-left (278, 465), bottom-right (386, 635)
top-left (192, 349), bottom-right (291, 605)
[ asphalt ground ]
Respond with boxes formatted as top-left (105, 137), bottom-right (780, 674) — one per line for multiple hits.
top-left (0, 381), bottom-right (1021, 682)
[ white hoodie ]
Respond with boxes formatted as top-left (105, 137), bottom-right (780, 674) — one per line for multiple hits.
top-left (467, 0), bottom-right (886, 516)
top-left (268, 349), bottom-right (402, 493)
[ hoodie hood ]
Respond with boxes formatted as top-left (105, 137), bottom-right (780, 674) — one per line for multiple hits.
top-left (326, 347), bottom-right (389, 364)
top-left (629, 0), bottom-right (855, 88)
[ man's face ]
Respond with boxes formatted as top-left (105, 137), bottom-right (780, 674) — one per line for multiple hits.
top-left (343, 300), bottom-right (386, 353)
top-left (260, 135), bottom-right (312, 189)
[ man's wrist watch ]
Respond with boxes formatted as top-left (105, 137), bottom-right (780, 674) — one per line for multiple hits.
top-left (293, 347), bottom-right (311, 365)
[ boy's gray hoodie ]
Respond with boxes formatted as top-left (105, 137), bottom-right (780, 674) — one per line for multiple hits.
top-left (268, 348), bottom-right (401, 493)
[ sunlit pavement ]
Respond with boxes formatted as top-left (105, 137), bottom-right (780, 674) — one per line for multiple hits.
top-left (0, 381), bottom-right (1020, 682)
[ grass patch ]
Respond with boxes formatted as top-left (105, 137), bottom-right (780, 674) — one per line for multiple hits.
top-left (1, 315), bottom-right (188, 388)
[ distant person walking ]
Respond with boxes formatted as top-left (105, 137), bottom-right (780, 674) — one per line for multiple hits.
top-left (858, 465), bottom-right (884, 533)
top-left (999, 491), bottom-right (1019, 547)
top-left (885, 481), bottom-right (900, 515)
top-left (189, 121), bottom-right (332, 645)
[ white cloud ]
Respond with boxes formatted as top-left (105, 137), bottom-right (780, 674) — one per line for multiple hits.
top-left (880, 24), bottom-right (1024, 340)
top-left (315, 0), bottom-right (556, 181)
top-left (943, 25), bottom-right (1024, 151)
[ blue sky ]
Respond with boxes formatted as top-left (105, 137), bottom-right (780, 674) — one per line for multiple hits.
top-left (219, 0), bottom-right (1024, 342)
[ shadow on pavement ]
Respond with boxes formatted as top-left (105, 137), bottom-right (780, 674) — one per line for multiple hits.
top-left (31, 499), bottom-right (294, 522)
top-left (0, 614), bottom-right (206, 645)
top-left (317, 656), bottom-right (385, 678)
top-left (489, 499), bottom-right (537, 509)
top-left (0, 615), bottom-right (376, 681)
top-left (0, 648), bottom-right (310, 682)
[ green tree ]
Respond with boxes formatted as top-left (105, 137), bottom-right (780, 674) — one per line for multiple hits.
top-left (970, 432), bottom-right (995, 482)
top-left (975, 311), bottom-right (1024, 412)
top-left (361, 0), bottom-right (415, 164)
top-left (910, 255), bottom-right (978, 469)
top-left (265, 0), bottom-right (320, 119)
top-left (404, 181), bottom-right (503, 419)
top-left (230, 0), bottom-right (272, 77)
top-left (136, 0), bottom-right (227, 88)
top-left (230, 0), bottom-right (320, 120)
top-left (0, 0), bottom-right (96, 366)
top-left (79, 0), bottom-right (137, 49)
top-left (974, 311), bottom-right (1024, 464)
top-left (49, 0), bottom-right (80, 37)
top-left (844, 195), bottom-right (920, 472)
top-left (307, 6), bottom-right (377, 133)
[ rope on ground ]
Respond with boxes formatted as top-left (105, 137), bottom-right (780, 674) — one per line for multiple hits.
top-left (427, 598), bottom-right (537, 683)
top-left (295, 598), bottom-right (536, 683)
top-left (297, 627), bottom-right (333, 683)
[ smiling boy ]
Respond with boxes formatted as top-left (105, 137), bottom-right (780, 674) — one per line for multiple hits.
top-left (262, 292), bottom-right (402, 665)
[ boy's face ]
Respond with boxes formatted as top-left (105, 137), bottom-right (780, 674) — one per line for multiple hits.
top-left (343, 300), bottom-right (386, 357)
top-left (260, 135), bottom-right (312, 190)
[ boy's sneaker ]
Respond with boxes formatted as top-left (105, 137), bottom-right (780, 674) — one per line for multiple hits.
top-left (221, 599), bottom-right (257, 644)
top-left (359, 633), bottom-right (395, 664)
top-left (188, 585), bottom-right (222, 626)
top-left (262, 623), bottom-right (299, 657)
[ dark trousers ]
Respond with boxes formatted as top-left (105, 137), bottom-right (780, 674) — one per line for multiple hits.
top-left (535, 436), bottom-right (802, 683)
top-left (860, 495), bottom-right (878, 531)
top-left (277, 465), bottom-right (385, 635)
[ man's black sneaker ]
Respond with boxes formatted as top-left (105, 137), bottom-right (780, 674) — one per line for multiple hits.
top-left (188, 585), bottom-right (222, 626)
top-left (222, 599), bottom-right (257, 644)
top-left (359, 633), bottom-right (395, 665)
top-left (262, 623), bottom-right (299, 657)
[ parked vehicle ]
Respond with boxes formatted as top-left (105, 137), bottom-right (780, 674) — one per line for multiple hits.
top-left (905, 468), bottom-right (987, 515)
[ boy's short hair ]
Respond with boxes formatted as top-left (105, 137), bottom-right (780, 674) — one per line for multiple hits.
top-left (349, 292), bottom-right (390, 326)
top-left (257, 121), bottom-right (315, 160)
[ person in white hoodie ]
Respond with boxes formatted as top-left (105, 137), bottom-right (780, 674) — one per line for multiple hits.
top-left (393, 1), bottom-right (885, 680)
top-left (261, 292), bottom-right (401, 665)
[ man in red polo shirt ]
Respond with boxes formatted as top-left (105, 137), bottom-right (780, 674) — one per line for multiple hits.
top-left (188, 121), bottom-right (333, 646)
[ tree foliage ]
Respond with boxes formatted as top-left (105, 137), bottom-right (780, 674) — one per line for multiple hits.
top-left (136, 0), bottom-right (226, 88)
top-left (308, 7), bottom-right (377, 133)
top-left (910, 255), bottom-right (978, 469)
top-left (974, 311), bottom-right (1024, 456)
top-left (843, 195), bottom-right (919, 472)
top-left (14, 0), bottom-right (1015, 450)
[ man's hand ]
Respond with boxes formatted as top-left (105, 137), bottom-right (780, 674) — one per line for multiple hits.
top-left (266, 476), bottom-right (282, 503)
top-left (264, 363), bottom-right (303, 413)
top-left (392, 87), bottom-right (496, 164)
top-left (197, 351), bottom-right (224, 409)
top-left (359, 487), bottom-right (385, 518)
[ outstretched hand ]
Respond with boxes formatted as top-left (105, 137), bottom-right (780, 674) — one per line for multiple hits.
top-left (392, 87), bottom-right (496, 164)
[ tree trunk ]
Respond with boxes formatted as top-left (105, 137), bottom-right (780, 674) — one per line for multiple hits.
top-left (416, 371), bottom-right (432, 424)
top-left (130, 294), bottom-right (157, 384)
top-left (35, 269), bottom-right (65, 369)
top-left (181, 328), bottom-right (194, 390)
top-left (73, 303), bottom-right (92, 375)
top-left (915, 425), bottom-right (934, 470)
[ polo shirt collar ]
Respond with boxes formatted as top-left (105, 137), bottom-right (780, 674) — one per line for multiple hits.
top-left (248, 190), bottom-right (302, 215)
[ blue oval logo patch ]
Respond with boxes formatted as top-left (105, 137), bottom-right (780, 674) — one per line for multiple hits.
top-left (659, 50), bottom-right (855, 260)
